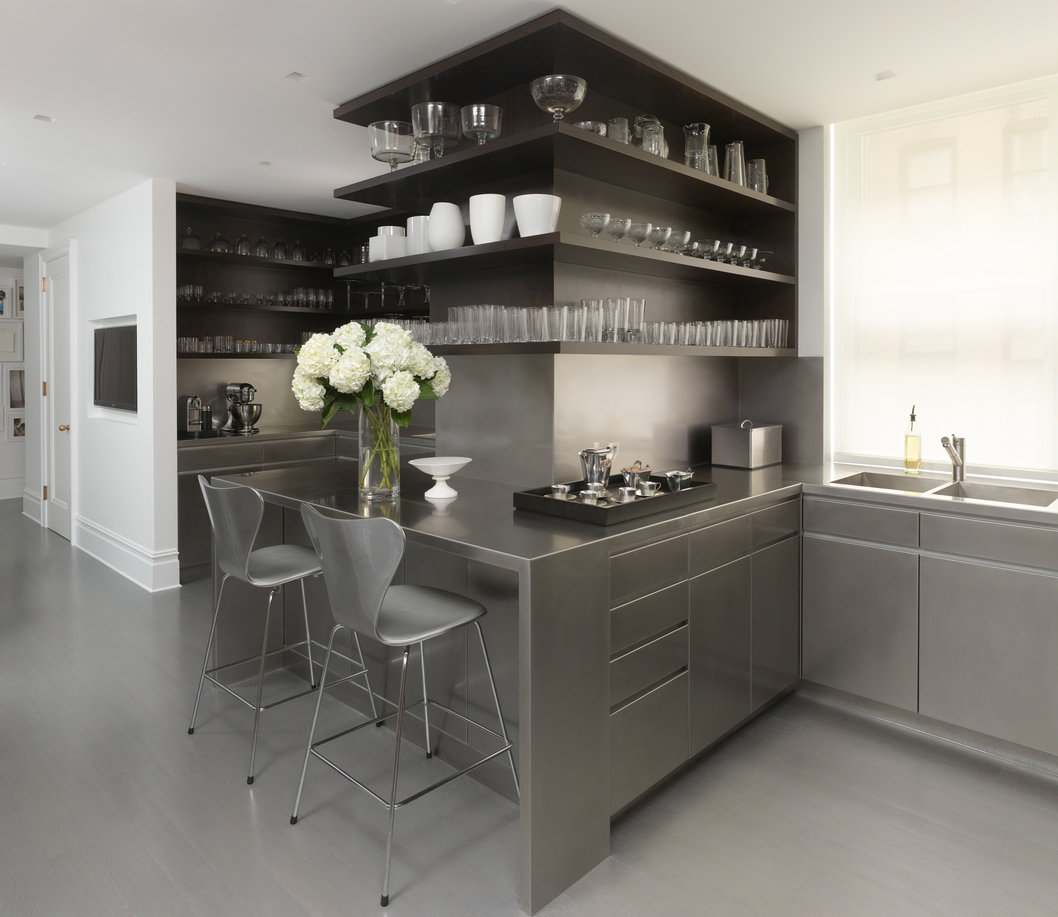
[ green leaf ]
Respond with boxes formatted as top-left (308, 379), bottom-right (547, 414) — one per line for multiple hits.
top-left (418, 381), bottom-right (438, 401)
top-left (392, 410), bottom-right (412, 427)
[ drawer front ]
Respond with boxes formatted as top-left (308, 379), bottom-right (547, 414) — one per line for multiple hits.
top-left (610, 671), bottom-right (689, 815)
top-left (751, 499), bottom-right (801, 548)
top-left (610, 625), bottom-right (688, 707)
top-left (688, 514), bottom-right (752, 575)
top-left (803, 497), bottom-right (918, 548)
top-left (178, 443), bottom-right (262, 473)
top-left (610, 535), bottom-right (687, 606)
top-left (611, 581), bottom-right (688, 657)
top-left (260, 437), bottom-right (335, 464)
top-left (921, 513), bottom-right (1058, 572)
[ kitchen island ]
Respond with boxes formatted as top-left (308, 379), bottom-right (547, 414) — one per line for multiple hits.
top-left (216, 458), bottom-right (808, 913)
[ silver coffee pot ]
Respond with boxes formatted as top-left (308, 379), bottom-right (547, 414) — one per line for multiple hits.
top-left (578, 442), bottom-right (619, 486)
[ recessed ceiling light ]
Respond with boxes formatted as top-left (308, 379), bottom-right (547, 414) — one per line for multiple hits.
top-left (33, 113), bottom-right (56, 123)
top-left (285, 71), bottom-right (308, 82)
top-left (874, 70), bottom-right (897, 82)
top-left (258, 160), bottom-right (273, 167)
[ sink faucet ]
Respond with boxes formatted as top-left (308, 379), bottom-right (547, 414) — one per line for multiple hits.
top-left (940, 435), bottom-right (965, 482)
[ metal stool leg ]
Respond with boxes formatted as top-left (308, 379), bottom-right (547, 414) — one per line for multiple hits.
top-left (474, 621), bottom-right (519, 797)
top-left (299, 578), bottom-right (317, 688)
top-left (188, 573), bottom-right (230, 735)
top-left (291, 623), bottom-right (343, 825)
top-left (353, 631), bottom-right (380, 721)
top-left (381, 646), bottom-right (411, 908)
top-left (418, 641), bottom-right (432, 758)
top-left (247, 585), bottom-right (278, 785)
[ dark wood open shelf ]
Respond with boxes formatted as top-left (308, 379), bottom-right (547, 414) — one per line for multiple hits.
top-left (177, 249), bottom-right (338, 272)
top-left (333, 232), bottom-right (795, 286)
top-left (431, 342), bottom-right (794, 358)
top-left (334, 122), bottom-right (794, 216)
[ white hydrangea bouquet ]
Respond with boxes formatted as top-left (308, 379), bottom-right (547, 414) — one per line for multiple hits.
top-left (292, 321), bottom-right (450, 499)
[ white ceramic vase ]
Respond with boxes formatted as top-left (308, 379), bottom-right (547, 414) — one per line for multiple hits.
top-left (406, 215), bottom-right (430, 255)
top-left (513, 193), bottom-right (562, 237)
top-left (469, 193), bottom-right (507, 245)
top-left (427, 202), bottom-right (465, 251)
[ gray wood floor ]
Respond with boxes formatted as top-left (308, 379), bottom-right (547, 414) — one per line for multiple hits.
top-left (3, 498), bottom-right (1058, 916)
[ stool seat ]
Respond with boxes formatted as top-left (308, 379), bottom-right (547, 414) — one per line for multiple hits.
top-left (376, 585), bottom-right (486, 646)
top-left (246, 544), bottom-right (321, 587)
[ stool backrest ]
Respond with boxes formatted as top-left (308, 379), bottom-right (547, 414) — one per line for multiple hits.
top-left (300, 503), bottom-right (404, 640)
top-left (198, 475), bottom-right (265, 581)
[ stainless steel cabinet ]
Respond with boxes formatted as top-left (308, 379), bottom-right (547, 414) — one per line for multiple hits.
top-left (920, 555), bottom-right (1058, 757)
top-left (802, 535), bottom-right (919, 711)
top-left (752, 536), bottom-right (801, 709)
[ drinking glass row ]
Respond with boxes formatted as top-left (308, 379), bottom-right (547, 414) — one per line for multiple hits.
top-left (177, 336), bottom-right (297, 354)
top-left (445, 300), bottom-right (648, 344)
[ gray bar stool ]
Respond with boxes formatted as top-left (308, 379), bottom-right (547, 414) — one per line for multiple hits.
top-left (187, 476), bottom-right (376, 786)
top-left (291, 503), bottom-right (519, 908)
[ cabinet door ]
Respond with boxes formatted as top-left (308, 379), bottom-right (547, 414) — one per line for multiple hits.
top-left (689, 557), bottom-right (751, 755)
top-left (920, 556), bottom-right (1058, 757)
top-left (802, 535), bottom-right (918, 711)
top-left (751, 536), bottom-right (800, 710)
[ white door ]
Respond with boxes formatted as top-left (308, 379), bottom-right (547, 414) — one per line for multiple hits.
top-left (44, 251), bottom-right (72, 540)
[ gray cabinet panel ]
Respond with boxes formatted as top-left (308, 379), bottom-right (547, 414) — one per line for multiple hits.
top-left (260, 437), bottom-right (336, 464)
top-left (610, 534), bottom-right (687, 606)
top-left (611, 581), bottom-right (688, 656)
top-left (610, 672), bottom-right (688, 815)
top-left (689, 557), bottom-right (752, 755)
top-left (802, 535), bottom-right (918, 711)
top-left (751, 536), bottom-right (800, 710)
top-left (921, 513), bottom-right (1058, 572)
top-left (688, 514), bottom-right (752, 575)
top-left (751, 499), bottom-right (801, 549)
top-left (178, 443), bottom-right (263, 473)
top-left (920, 556), bottom-right (1058, 757)
top-left (803, 497), bottom-right (918, 548)
top-left (610, 626), bottom-right (688, 707)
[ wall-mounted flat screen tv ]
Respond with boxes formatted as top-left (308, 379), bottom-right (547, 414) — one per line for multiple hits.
top-left (93, 325), bottom-right (137, 412)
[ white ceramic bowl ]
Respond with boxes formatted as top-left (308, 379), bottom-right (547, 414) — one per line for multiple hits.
top-left (409, 456), bottom-right (472, 499)
top-left (513, 193), bottom-right (561, 237)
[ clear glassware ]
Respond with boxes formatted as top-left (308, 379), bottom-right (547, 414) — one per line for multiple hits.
top-left (209, 232), bottom-right (231, 253)
top-left (234, 234), bottom-right (251, 256)
top-left (627, 221), bottom-right (653, 247)
top-left (605, 217), bottom-right (631, 243)
top-left (665, 229), bottom-right (691, 253)
top-left (253, 237), bottom-right (270, 257)
top-left (272, 238), bottom-right (288, 260)
top-left (368, 121), bottom-right (414, 171)
top-left (180, 227), bottom-right (203, 250)
top-left (411, 102), bottom-right (461, 159)
top-left (648, 225), bottom-right (672, 250)
top-left (291, 240), bottom-right (305, 262)
top-left (579, 212), bottom-right (611, 239)
top-left (460, 104), bottom-right (503, 145)
top-left (682, 123), bottom-right (710, 170)
top-left (530, 74), bottom-right (587, 121)
top-left (322, 248), bottom-right (336, 266)
top-left (723, 141), bottom-right (746, 186)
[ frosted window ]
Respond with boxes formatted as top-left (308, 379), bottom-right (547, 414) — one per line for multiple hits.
top-left (832, 81), bottom-right (1058, 474)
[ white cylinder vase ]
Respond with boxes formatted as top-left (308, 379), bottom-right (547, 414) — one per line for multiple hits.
top-left (469, 193), bottom-right (507, 245)
top-left (427, 202), bottom-right (465, 251)
top-left (406, 215), bottom-right (430, 255)
top-left (513, 193), bottom-right (562, 237)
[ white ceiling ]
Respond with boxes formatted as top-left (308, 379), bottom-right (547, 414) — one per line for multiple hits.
top-left (3, 0), bottom-right (1058, 239)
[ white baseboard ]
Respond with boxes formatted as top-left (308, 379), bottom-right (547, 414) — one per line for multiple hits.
top-left (22, 488), bottom-right (42, 524)
top-left (0, 475), bottom-right (26, 500)
top-left (74, 515), bottom-right (181, 592)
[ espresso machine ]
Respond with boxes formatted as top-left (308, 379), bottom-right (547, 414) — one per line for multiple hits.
top-left (178, 395), bottom-right (203, 435)
top-left (223, 382), bottom-right (262, 435)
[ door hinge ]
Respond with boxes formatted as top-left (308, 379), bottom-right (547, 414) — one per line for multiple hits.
top-left (42, 381), bottom-right (47, 397)
top-left (43, 485), bottom-right (48, 501)
top-left (41, 277), bottom-right (47, 293)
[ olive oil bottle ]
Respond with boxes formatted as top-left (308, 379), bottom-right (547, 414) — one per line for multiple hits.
top-left (904, 405), bottom-right (921, 476)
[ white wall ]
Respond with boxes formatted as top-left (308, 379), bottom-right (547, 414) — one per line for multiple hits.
top-left (797, 126), bottom-right (825, 359)
top-left (41, 179), bottom-right (178, 590)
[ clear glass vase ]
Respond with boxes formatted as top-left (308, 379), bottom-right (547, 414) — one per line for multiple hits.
top-left (359, 404), bottom-right (400, 500)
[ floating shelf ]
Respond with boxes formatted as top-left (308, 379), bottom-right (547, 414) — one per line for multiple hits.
top-left (430, 342), bottom-right (794, 358)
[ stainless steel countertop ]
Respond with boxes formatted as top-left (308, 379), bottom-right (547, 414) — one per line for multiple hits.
top-left (217, 460), bottom-right (814, 570)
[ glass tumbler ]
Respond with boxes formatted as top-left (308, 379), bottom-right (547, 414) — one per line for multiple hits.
top-left (723, 141), bottom-right (746, 186)
top-left (683, 123), bottom-right (710, 171)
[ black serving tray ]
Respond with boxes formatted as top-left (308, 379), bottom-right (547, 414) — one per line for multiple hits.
top-left (514, 475), bottom-right (718, 525)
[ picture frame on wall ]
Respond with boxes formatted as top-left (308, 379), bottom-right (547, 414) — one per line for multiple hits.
top-left (6, 412), bottom-right (25, 443)
top-left (5, 364), bottom-right (25, 410)
top-left (0, 288), bottom-right (7, 318)
top-left (15, 281), bottom-right (24, 319)
top-left (0, 320), bottom-right (24, 362)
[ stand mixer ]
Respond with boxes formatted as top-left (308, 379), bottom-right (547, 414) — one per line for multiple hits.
top-left (224, 382), bottom-right (262, 435)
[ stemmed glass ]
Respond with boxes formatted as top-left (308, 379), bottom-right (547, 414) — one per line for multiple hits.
top-left (627, 221), bottom-right (653, 247)
top-left (605, 217), bottom-right (631, 243)
top-left (460, 104), bottom-right (503, 145)
top-left (368, 121), bottom-right (414, 171)
top-left (411, 102), bottom-right (461, 159)
top-left (579, 212), bottom-right (611, 239)
top-left (648, 225), bottom-right (672, 250)
top-left (530, 74), bottom-right (587, 121)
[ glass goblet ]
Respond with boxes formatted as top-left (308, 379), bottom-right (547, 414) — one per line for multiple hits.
top-left (461, 104), bottom-right (503, 145)
top-left (530, 74), bottom-right (587, 121)
top-left (411, 102), bottom-right (461, 159)
top-left (665, 229), bottom-right (692, 253)
top-left (579, 212), bottom-right (611, 239)
top-left (605, 217), bottom-right (631, 243)
top-left (368, 121), bottom-right (414, 171)
top-left (648, 225), bottom-right (672, 250)
top-left (627, 221), bottom-right (653, 247)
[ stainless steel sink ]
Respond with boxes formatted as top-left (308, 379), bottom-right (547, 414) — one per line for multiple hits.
top-left (830, 472), bottom-right (942, 493)
top-left (930, 481), bottom-right (1058, 508)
